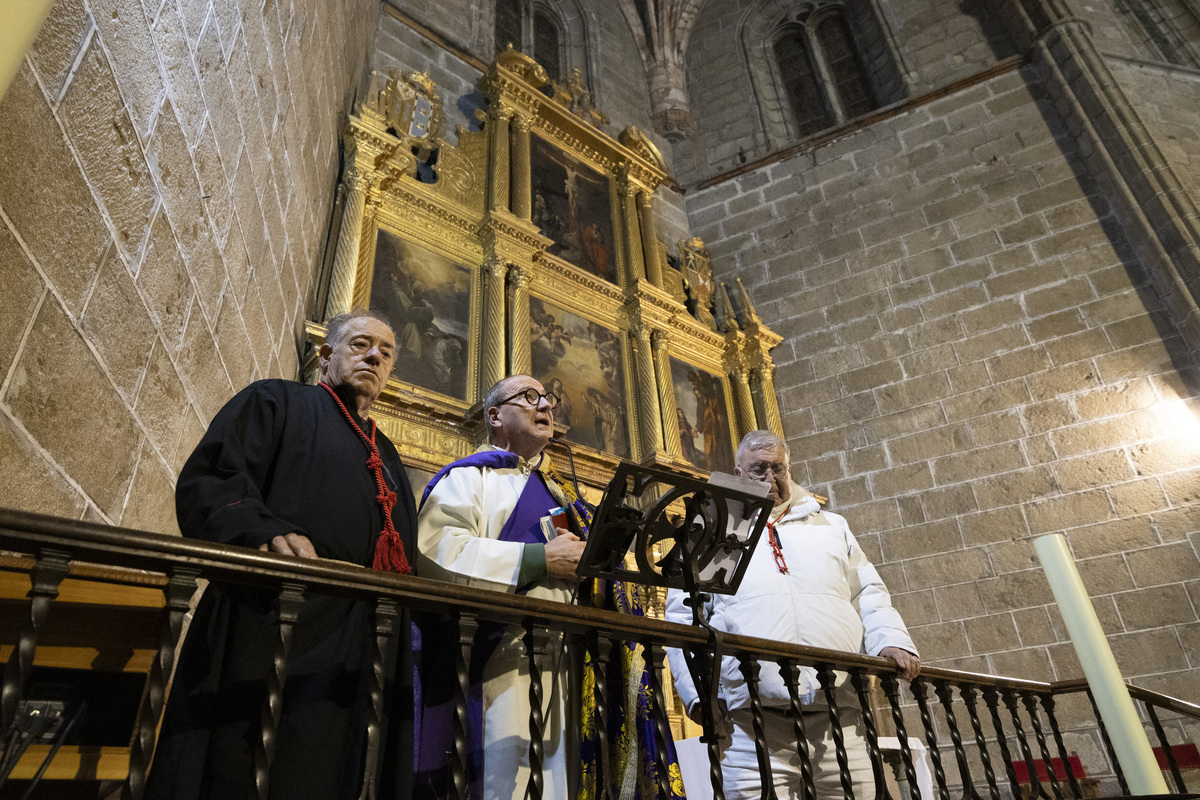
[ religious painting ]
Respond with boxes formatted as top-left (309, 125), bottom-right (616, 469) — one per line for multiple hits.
top-left (670, 358), bottom-right (735, 474)
top-left (368, 230), bottom-right (471, 400)
top-left (530, 134), bottom-right (618, 284)
top-left (530, 296), bottom-right (629, 457)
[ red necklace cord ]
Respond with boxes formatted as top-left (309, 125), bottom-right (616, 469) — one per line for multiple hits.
top-left (319, 382), bottom-right (412, 574)
top-left (766, 505), bottom-right (791, 574)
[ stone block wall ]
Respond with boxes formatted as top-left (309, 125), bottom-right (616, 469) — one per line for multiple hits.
top-left (0, 0), bottom-right (376, 535)
top-left (673, 0), bottom-right (1017, 187)
top-left (686, 62), bottom-right (1200, 774)
top-left (1109, 57), bottom-right (1200, 207)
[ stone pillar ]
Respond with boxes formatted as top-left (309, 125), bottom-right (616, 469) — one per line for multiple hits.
top-left (620, 179), bottom-right (646, 286)
top-left (651, 329), bottom-right (681, 458)
top-left (638, 190), bottom-right (664, 289)
top-left (750, 365), bottom-right (783, 438)
top-left (633, 323), bottom-right (663, 461)
top-left (487, 108), bottom-right (512, 214)
top-left (511, 114), bottom-right (532, 220)
top-left (481, 257), bottom-right (508, 395)
top-left (509, 264), bottom-right (531, 376)
top-left (995, 0), bottom-right (1200, 354)
top-left (731, 368), bottom-right (756, 440)
top-left (325, 170), bottom-right (370, 319)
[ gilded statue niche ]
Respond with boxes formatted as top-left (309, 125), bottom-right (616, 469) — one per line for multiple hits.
top-left (310, 55), bottom-right (784, 484)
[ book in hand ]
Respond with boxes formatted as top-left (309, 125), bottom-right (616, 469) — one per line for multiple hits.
top-left (539, 506), bottom-right (570, 540)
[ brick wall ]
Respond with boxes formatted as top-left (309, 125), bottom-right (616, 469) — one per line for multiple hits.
top-left (686, 64), bottom-right (1200, 771)
top-left (0, 0), bottom-right (376, 535)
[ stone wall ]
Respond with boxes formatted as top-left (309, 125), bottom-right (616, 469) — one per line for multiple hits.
top-left (1109, 56), bottom-right (1200, 207)
top-left (672, 0), bottom-right (1017, 187)
top-left (0, 0), bottom-right (376, 535)
top-left (686, 62), bottom-right (1200, 774)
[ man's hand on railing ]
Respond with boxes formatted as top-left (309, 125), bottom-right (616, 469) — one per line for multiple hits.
top-left (545, 530), bottom-right (586, 578)
top-left (879, 646), bottom-right (920, 681)
top-left (259, 532), bottom-right (318, 559)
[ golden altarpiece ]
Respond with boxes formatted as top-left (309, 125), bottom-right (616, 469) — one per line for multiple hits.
top-left (306, 49), bottom-right (784, 502)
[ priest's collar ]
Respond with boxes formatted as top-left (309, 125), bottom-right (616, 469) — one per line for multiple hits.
top-left (476, 443), bottom-right (554, 477)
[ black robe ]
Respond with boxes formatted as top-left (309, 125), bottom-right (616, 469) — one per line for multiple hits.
top-left (146, 379), bottom-right (418, 800)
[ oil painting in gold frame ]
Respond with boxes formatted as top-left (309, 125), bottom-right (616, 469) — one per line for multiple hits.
top-left (670, 356), bottom-right (736, 474)
top-left (368, 230), bottom-right (472, 402)
top-left (530, 296), bottom-right (630, 457)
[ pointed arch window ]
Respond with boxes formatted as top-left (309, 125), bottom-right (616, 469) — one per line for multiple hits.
top-left (774, 28), bottom-right (829, 136)
top-left (769, 6), bottom-right (886, 139)
top-left (494, 0), bottom-right (579, 83)
top-left (533, 10), bottom-right (563, 81)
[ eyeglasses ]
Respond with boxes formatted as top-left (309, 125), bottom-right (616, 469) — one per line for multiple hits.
top-left (498, 387), bottom-right (561, 409)
top-left (744, 461), bottom-right (789, 480)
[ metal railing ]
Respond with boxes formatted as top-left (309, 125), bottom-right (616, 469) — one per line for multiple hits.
top-left (0, 507), bottom-right (1195, 800)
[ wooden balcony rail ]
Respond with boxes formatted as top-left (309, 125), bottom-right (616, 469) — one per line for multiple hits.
top-left (1, 506), bottom-right (1196, 800)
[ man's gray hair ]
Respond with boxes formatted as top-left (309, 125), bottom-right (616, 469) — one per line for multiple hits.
top-left (736, 430), bottom-right (790, 464)
top-left (482, 375), bottom-right (531, 443)
top-left (325, 308), bottom-right (394, 349)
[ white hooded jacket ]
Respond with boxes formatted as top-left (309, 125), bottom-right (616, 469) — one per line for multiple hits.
top-left (665, 483), bottom-right (916, 714)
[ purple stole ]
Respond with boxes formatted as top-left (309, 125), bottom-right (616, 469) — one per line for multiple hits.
top-left (413, 450), bottom-right (561, 800)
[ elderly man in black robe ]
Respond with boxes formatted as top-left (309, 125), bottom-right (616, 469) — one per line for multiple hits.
top-left (146, 309), bottom-right (418, 800)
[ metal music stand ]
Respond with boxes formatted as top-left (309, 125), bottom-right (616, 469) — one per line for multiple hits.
top-left (578, 462), bottom-right (773, 800)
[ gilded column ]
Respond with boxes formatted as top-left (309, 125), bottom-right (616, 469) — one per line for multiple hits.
top-left (481, 257), bottom-right (508, 394)
top-left (619, 178), bottom-right (646, 285)
top-left (751, 364), bottom-right (783, 438)
top-left (651, 329), bottom-right (681, 458)
top-left (511, 114), bottom-right (532, 220)
top-left (325, 169), bottom-right (370, 319)
top-left (731, 367), bottom-right (756, 440)
top-left (509, 264), bottom-right (532, 376)
top-left (638, 190), bottom-right (664, 289)
top-left (487, 107), bottom-right (513, 213)
top-left (633, 322), bottom-right (663, 460)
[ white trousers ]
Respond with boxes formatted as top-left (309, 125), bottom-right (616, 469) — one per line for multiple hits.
top-left (722, 705), bottom-right (875, 800)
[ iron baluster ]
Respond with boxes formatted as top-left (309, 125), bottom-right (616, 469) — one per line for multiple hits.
top-left (849, 670), bottom-right (888, 800)
top-left (779, 659), bottom-right (818, 800)
top-left (1, 549), bottom-right (70, 741)
top-left (934, 681), bottom-right (979, 800)
top-left (817, 664), bottom-right (855, 800)
top-left (357, 597), bottom-right (398, 800)
top-left (643, 641), bottom-right (677, 800)
top-left (1145, 701), bottom-right (1184, 792)
top-left (451, 612), bottom-right (478, 800)
top-left (123, 566), bottom-right (199, 800)
top-left (880, 674), bottom-right (921, 800)
top-left (911, 680), bottom-right (950, 800)
top-left (588, 632), bottom-right (616, 800)
top-left (959, 686), bottom-right (1000, 800)
top-left (1039, 695), bottom-right (1082, 799)
top-left (252, 581), bottom-right (306, 800)
top-left (981, 688), bottom-right (1021, 800)
top-left (738, 657), bottom-right (779, 800)
top-left (1002, 689), bottom-right (1042, 800)
top-left (1022, 693), bottom-right (1063, 800)
top-left (1085, 689), bottom-right (1128, 795)
top-left (523, 623), bottom-right (551, 800)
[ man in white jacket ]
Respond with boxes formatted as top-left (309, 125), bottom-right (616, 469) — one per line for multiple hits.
top-left (666, 430), bottom-right (920, 800)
